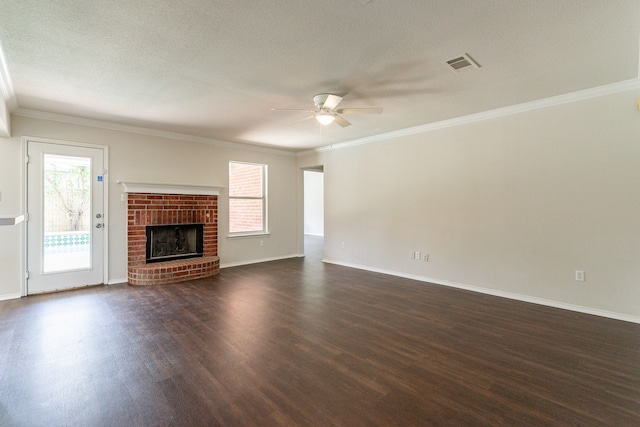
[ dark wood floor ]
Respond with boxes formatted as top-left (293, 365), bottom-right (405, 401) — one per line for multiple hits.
top-left (1, 236), bottom-right (638, 426)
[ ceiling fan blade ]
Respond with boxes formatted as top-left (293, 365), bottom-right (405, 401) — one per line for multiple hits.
top-left (337, 107), bottom-right (383, 115)
top-left (272, 108), bottom-right (316, 113)
top-left (322, 94), bottom-right (343, 111)
top-left (289, 115), bottom-right (315, 125)
top-left (333, 114), bottom-right (351, 127)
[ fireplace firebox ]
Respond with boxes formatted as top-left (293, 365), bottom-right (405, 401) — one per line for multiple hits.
top-left (146, 224), bottom-right (204, 263)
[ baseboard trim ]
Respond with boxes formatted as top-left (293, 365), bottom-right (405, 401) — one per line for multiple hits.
top-left (0, 292), bottom-right (22, 301)
top-left (221, 254), bottom-right (302, 269)
top-left (323, 259), bottom-right (640, 324)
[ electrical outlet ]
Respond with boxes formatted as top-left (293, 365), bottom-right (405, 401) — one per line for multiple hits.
top-left (575, 270), bottom-right (585, 282)
top-left (341, 242), bottom-right (346, 249)
top-left (423, 254), bottom-right (429, 262)
top-left (415, 251), bottom-right (421, 260)
top-left (259, 240), bottom-right (264, 247)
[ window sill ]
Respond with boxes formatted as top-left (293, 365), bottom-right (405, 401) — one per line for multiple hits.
top-left (227, 232), bottom-right (271, 239)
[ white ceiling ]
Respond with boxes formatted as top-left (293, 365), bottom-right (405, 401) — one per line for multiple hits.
top-left (1, 1), bottom-right (639, 152)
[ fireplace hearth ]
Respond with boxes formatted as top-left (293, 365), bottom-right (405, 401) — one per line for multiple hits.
top-left (146, 224), bottom-right (204, 263)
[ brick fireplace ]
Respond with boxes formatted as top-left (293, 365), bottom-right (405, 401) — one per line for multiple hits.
top-left (120, 181), bottom-right (222, 285)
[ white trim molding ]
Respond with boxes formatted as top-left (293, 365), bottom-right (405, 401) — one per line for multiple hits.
top-left (12, 107), bottom-right (296, 157)
top-left (0, 292), bottom-right (22, 301)
top-left (118, 180), bottom-right (224, 196)
top-left (0, 41), bottom-right (17, 109)
top-left (323, 258), bottom-right (640, 325)
top-left (221, 254), bottom-right (300, 269)
top-left (309, 78), bottom-right (640, 155)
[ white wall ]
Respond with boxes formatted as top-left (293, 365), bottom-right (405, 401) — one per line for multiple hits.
top-left (0, 115), bottom-right (299, 297)
top-left (0, 136), bottom-right (23, 299)
top-left (303, 170), bottom-right (324, 236)
top-left (300, 88), bottom-right (640, 320)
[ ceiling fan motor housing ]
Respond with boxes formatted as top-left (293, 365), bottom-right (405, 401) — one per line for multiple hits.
top-left (313, 93), bottom-right (331, 109)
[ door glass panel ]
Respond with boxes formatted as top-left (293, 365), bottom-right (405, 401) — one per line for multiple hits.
top-left (43, 154), bottom-right (91, 273)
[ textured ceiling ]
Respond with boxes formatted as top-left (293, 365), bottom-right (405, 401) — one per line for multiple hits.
top-left (1, 1), bottom-right (639, 151)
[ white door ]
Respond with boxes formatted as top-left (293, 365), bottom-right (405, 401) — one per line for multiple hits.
top-left (26, 140), bottom-right (106, 294)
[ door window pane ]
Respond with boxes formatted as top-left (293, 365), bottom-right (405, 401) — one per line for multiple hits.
top-left (43, 155), bottom-right (91, 272)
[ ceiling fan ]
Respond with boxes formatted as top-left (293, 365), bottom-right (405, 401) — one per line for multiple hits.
top-left (272, 93), bottom-right (382, 127)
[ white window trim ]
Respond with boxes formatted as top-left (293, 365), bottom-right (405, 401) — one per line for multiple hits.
top-left (228, 161), bottom-right (268, 237)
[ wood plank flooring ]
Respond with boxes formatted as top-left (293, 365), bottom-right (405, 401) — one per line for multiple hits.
top-left (1, 236), bottom-right (638, 426)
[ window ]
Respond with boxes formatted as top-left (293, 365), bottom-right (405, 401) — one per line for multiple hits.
top-left (229, 161), bottom-right (267, 235)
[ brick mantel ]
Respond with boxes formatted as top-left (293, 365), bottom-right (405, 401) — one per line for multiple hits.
top-left (126, 192), bottom-right (220, 285)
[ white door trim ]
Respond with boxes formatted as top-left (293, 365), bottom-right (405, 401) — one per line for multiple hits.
top-left (22, 136), bottom-right (109, 295)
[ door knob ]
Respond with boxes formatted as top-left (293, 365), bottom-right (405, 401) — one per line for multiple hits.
top-left (96, 213), bottom-right (102, 218)
top-left (96, 223), bottom-right (103, 228)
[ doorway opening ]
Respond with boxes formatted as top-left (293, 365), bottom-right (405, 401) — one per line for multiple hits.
top-left (303, 167), bottom-right (324, 260)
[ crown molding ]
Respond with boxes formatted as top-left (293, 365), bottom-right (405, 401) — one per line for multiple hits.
top-left (0, 41), bottom-right (17, 110)
top-left (6, 55), bottom-right (639, 158)
top-left (316, 78), bottom-right (640, 153)
top-left (11, 107), bottom-right (296, 157)
top-left (0, 41), bottom-right (16, 137)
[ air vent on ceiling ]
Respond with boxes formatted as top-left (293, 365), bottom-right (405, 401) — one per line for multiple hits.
top-left (445, 53), bottom-right (481, 73)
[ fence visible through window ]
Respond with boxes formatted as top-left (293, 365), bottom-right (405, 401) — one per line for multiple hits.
top-left (43, 154), bottom-right (91, 272)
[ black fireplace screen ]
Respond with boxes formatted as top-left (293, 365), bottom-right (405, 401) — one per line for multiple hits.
top-left (146, 224), bottom-right (204, 263)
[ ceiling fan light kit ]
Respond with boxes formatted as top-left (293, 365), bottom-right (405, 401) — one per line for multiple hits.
top-left (315, 112), bottom-right (336, 125)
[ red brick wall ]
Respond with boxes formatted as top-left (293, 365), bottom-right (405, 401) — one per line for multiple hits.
top-left (229, 162), bottom-right (264, 232)
top-left (229, 162), bottom-right (263, 196)
top-left (127, 193), bottom-right (218, 268)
